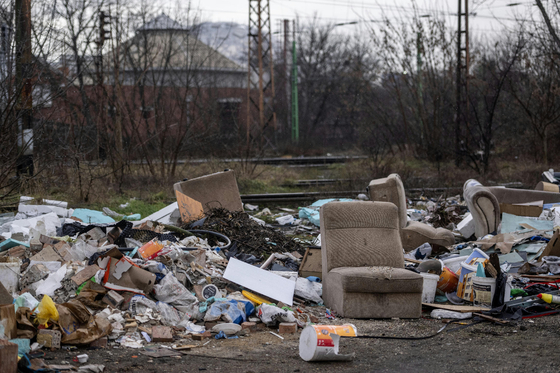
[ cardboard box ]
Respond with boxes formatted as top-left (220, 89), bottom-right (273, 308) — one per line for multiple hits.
top-left (500, 201), bottom-right (543, 218)
top-left (0, 339), bottom-right (18, 373)
top-left (298, 248), bottom-right (322, 279)
top-left (173, 170), bottom-right (243, 213)
top-left (539, 230), bottom-right (560, 260)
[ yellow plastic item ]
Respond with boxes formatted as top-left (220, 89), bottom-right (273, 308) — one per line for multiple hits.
top-left (538, 293), bottom-right (560, 304)
top-left (242, 290), bottom-right (270, 305)
top-left (36, 295), bottom-right (59, 326)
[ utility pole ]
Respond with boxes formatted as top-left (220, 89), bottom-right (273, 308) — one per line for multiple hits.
top-left (96, 10), bottom-right (110, 160)
top-left (15, 0), bottom-right (33, 176)
top-left (455, 0), bottom-right (470, 165)
top-left (246, 0), bottom-right (276, 152)
top-left (283, 19), bottom-right (290, 138)
top-left (291, 20), bottom-right (299, 143)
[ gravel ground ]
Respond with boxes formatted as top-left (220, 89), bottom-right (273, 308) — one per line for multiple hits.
top-left (41, 307), bottom-right (560, 373)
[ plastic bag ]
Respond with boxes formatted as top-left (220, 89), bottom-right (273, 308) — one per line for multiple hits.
top-left (142, 261), bottom-right (169, 275)
top-left (257, 304), bottom-right (296, 326)
top-left (153, 273), bottom-right (198, 313)
top-left (294, 278), bottom-right (323, 304)
top-left (178, 318), bottom-right (206, 333)
top-left (36, 295), bottom-right (59, 326)
top-left (34, 264), bottom-right (67, 297)
top-left (430, 309), bottom-right (472, 319)
top-left (204, 300), bottom-right (254, 324)
top-left (156, 302), bottom-right (183, 326)
top-left (129, 295), bottom-right (157, 315)
top-left (14, 293), bottom-right (39, 312)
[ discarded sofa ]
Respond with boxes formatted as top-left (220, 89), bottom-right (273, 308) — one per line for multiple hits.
top-left (488, 185), bottom-right (560, 205)
top-left (320, 201), bottom-right (423, 318)
top-left (367, 174), bottom-right (455, 251)
top-left (464, 180), bottom-right (560, 239)
top-left (463, 179), bottom-right (501, 238)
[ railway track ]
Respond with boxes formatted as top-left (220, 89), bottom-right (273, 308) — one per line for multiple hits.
top-left (241, 187), bottom-right (464, 203)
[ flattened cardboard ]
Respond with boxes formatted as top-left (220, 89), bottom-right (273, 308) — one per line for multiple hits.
top-left (103, 257), bottom-right (156, 295)
top-left (29, 246), bottom-right (63, 262)
top-left (175, 190), bottom-right (204, 224)
top-left (173, 170), bottom-right (243, 213)
top-left (500, 201), bottom-right (543, 218)
top-left (299, 248), bottom-right (322, 279)
top-left (71, 265), bottom-right (100, 286)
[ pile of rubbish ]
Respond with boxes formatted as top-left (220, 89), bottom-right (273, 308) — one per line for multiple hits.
top-left (2, 169), bottom-right (560, 368)
top-left (0, 172), bottom-right (331, 371)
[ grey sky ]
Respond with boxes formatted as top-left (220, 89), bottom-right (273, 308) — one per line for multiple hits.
top-left (176, 0), bottom-right (539, 37)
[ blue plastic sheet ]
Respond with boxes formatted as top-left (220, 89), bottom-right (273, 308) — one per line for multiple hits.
top-left (205, 299), bottom-right (255, 324)
top-left (299, 198), bottom-right (353, 226)
top-left (72, 209), bottom-right (115, 224)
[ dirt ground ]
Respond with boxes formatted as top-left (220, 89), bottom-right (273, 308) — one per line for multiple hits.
top-left (41, 307), bottom-right (560, 373)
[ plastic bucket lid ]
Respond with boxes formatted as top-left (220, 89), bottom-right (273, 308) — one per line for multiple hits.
top-left (466, 248), bottom-right (489, 264)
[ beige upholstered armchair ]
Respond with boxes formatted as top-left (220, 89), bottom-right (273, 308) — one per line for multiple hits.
top-left (320, 201), bottom-right (423, 318)
top-left (367, 174), bottom-right (455, 251)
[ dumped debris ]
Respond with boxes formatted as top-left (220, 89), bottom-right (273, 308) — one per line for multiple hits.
top-left (3, 170), bottom-right (560, 369)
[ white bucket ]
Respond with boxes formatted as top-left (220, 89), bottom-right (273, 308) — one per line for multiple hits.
top-left (472, 276), bottom-right (496, 308)
top-left (420, 273), bottom-right (439, 303)
top-left (442, 256), bottom-right (468, 274)
top-left (299, 324), bottom-right (357, 362)
top-left (0, 257), bottom-right (21, 294)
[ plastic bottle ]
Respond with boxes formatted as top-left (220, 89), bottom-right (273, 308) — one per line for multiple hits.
top-left (537, 293), bottom-right (560, 304)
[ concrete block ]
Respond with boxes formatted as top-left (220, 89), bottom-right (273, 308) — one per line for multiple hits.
top-left (241, 322), bottom-right (257, 332)
top-left (102, 290), bottom-right (124, 308)
top-left (278, 322), bottom-right (297, 334)
top-left (20, 263), bottom-right (49, 289)
top-left (152, 326), bottom-right (174, 342)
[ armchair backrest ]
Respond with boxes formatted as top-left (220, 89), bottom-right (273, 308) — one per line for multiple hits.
top-left (320, 201), bottom-right (404, 276)
top-left (367, 174), bottom-right (408, 229)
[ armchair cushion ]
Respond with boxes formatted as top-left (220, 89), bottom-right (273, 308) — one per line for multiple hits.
top-left (328, 266), bottom-right (423, 293)
top-left (367, 174), bottom-right (408, 229)
top-left (401, 221), bottom-right (455, 250)
top-left (321, 201), bottom-right (404, 274)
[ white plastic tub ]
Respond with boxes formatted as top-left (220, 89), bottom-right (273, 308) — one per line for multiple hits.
top-left (420, 273), bottom-right (439, 303)
top-left (472, 276), bottom-right (496, 308)
top-left (442, 256), bottom-right (468, 274)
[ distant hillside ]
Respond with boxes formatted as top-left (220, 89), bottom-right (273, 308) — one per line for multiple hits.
top-left (194, 22), bottom-right (248, 67)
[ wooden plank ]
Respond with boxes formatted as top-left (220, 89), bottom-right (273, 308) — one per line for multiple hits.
top-left (473, 312), bottom-right (509, 325)
top-left (422, 303), bottom-right (489, 313)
